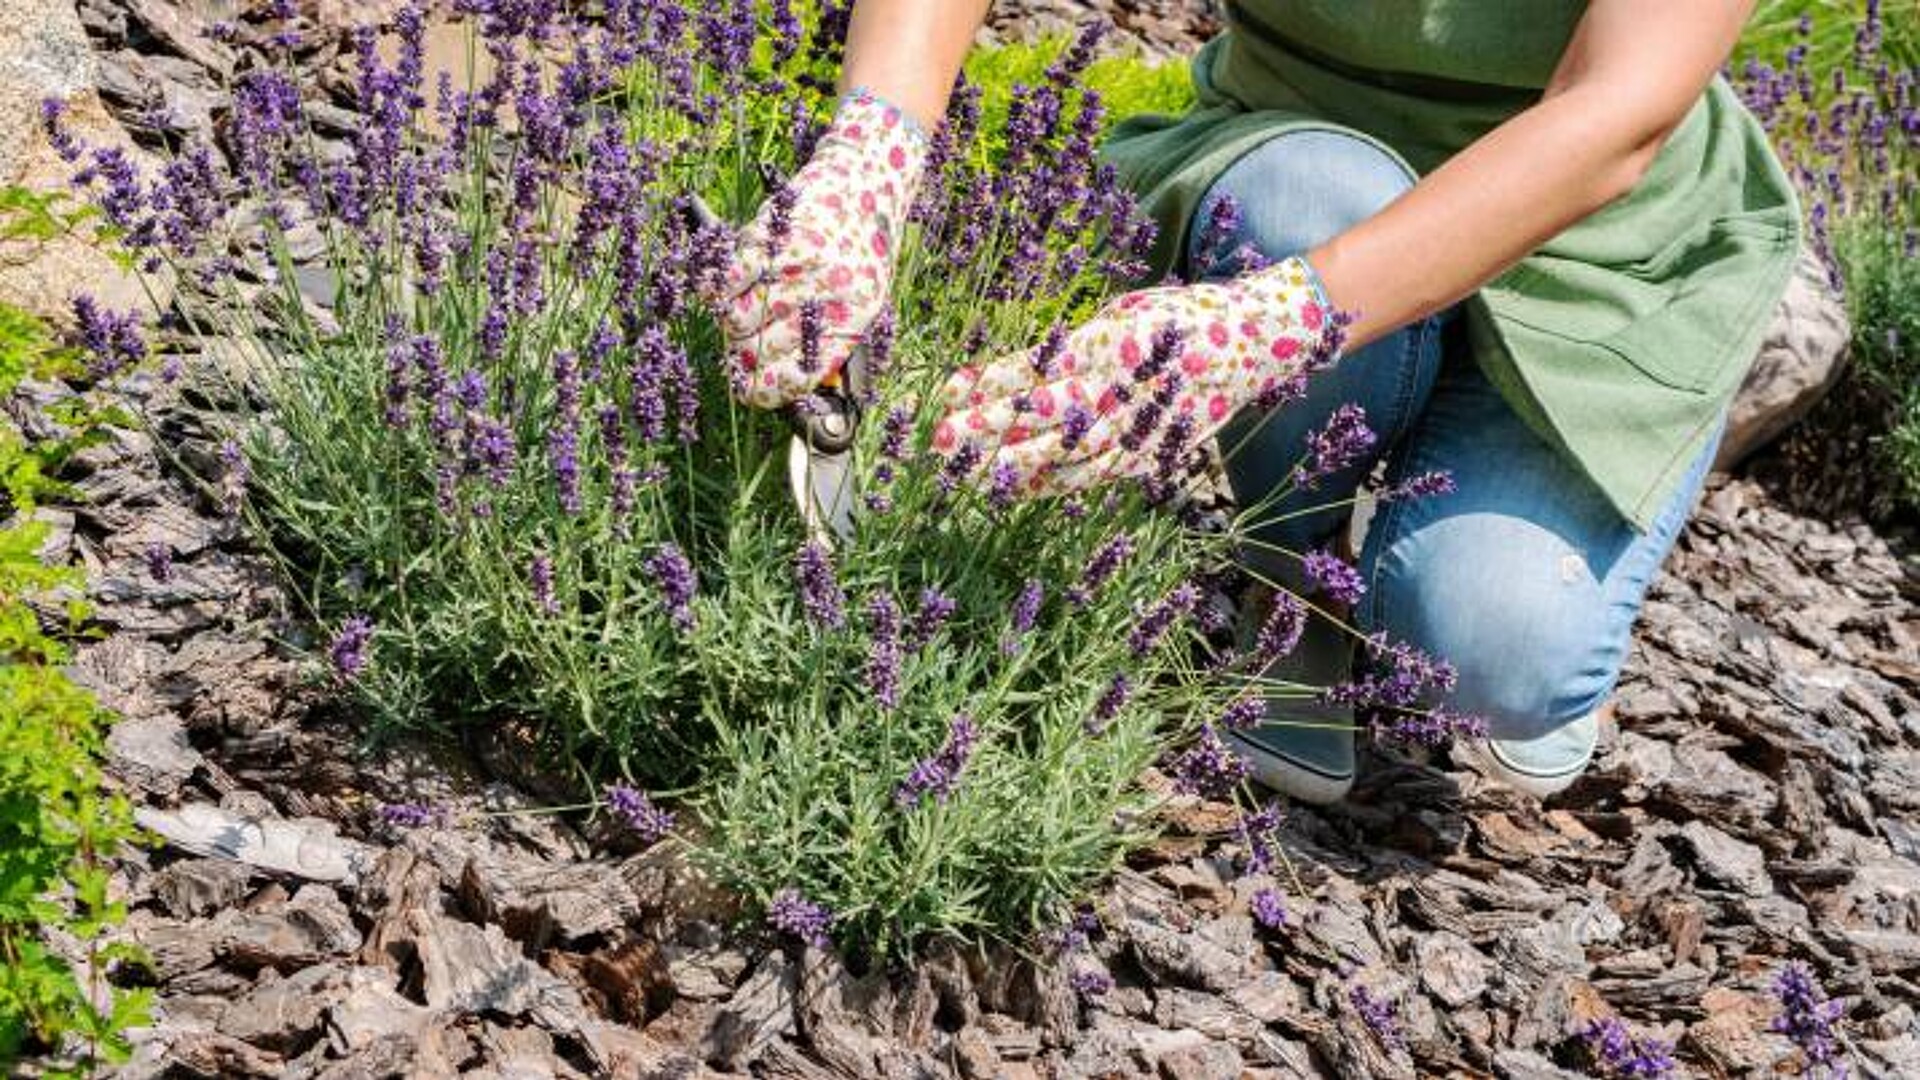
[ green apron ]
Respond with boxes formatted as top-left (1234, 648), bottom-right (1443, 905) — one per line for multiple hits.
top-left (1101, 0), bottom-right (1801, 531)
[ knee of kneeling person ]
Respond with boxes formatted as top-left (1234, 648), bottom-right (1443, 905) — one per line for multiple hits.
top-left (1191, 129), bottom-right (1418, 274)
top-left (1373, 538), bottom-right (1625, 742)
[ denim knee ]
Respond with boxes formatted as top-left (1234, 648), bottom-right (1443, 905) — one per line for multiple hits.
top-left (1366, 510), bottom-right (1626, 741)
top-left (1188, 128), bottom-right (1418, 276)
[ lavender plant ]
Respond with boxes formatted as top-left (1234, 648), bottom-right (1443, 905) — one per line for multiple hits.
top-left (1733, 1), bottom-right (1919, 512)
top-left (45, 1), bottom-right (1462, 957)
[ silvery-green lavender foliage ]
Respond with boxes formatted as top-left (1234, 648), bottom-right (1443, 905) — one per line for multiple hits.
top-left (47, 1), bottom-right (1462, 957)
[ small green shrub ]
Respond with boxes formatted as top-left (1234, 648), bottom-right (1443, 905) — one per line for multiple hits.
top-left (965, 35), bottom-right (1195, 147)
top-left (1832, 219), bottom-right (1920, 509)
top-left (42, 3), bottom-right (1257, 960)
top-left (0, 296), bottom-right (150, 1075)
top-left (1733, 0), bottom-right (1919, 515)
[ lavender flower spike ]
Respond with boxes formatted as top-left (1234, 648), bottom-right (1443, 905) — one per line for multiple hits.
top-left (643, 543), bottom-right (698, 632)
top-left (1250, 887), bottom-right (1289, 930)
top-left (895, 715), bottom-right (981, 807)
top-left (330, 615), bottom-right (374, 678)
top-left (1771, 962), bottom-right (1846, 1076)
top-left (767, 888), bottom-right (834, 949)
top-left (1291, 403), bottom-right (1376, 490)
top-left (1582, 1016), bottom-right (1678, 1079)
top-left (378, 801), bottom-right (444, 829)
top-left (1302, 548), bottom-right (1365, 606)
top-left (604, 783), bottom-right (675, 845)
top-left (1168, 724), bottom-right (1250, 798)
top-left (1349, 983), bottom-right (1406, 1051)
top-left (794, 542), bottom-right (846, 630)
top-left (865, 590), bottom-right (903, 710)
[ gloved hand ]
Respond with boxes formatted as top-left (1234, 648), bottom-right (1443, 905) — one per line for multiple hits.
top-left (932, 256), bottom-right (1338, 496)
top-left (719, 88), bottom-right (927, 408)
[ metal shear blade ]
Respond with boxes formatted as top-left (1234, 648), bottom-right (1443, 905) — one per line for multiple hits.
top-left (788, 346), bottom-right (868, 546)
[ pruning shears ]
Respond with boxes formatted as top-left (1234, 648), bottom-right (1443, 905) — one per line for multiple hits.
top-left (685, 194), bottom-right (865, 545)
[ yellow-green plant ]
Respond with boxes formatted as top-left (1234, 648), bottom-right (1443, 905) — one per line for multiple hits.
top-left (0, 295), bottom-right (150, 1076)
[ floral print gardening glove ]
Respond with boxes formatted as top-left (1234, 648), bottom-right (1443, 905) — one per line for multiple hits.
top-left (720, 89), bottom-right (928, 408)
top-left (932, 256), bottom-right (1338, 496)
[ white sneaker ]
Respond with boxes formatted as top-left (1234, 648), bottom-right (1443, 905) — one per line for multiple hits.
top-left (1452, 709), bottom-right (1601, 799)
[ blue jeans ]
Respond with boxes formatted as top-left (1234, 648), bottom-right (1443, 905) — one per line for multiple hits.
top-left (1191, 129), bottom-right (1721, 743)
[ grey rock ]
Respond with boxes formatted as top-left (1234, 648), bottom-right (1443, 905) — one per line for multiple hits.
top-left (704, 951), bottom-right (798, 1070)
top-left (1415, 930), bottom-right (1493, 1008)
top-left (221, 962), bottom-right (343, 1054)
top-left (1716, 247), bottom-right (1852, 468)
top-left (152, 856), bottom-right (254, 918)
top-left (1677, 820), bottom-right (1772, 897)
top-left (106, 714), bottom-right (205, 796)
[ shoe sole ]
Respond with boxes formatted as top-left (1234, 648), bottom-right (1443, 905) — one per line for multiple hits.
top-left (1225, 728), bottom-right (1355, 806)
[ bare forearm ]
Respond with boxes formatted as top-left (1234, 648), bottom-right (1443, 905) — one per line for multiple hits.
top-left (1306, 0), bottom-right (1751, 349)
top-left (840, 0), bottom-right (992, 130)
top-left (1306, 89), bottom-right (1659, 348)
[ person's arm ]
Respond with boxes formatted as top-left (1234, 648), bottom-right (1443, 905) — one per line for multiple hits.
top-left (839, 1), bottom-right (993, 130)
top-left (718, 2), bottom-right (989, 407)
top-left (1311, 0), bottom-right (1756, 348)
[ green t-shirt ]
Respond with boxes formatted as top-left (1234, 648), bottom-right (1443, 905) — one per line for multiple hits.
top-left (1101, 0), bottom-right (1801, 531)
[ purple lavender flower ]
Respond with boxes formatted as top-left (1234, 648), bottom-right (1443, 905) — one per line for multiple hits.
top-left (1068, 967), bottom-right (1113, 999)
top-left (1324, 632), bottom-right (1458, 712)
top-left (1370, 705), bottom-right (1488, 748)
top-left (1582, 1017), bottom-right (1678, 1079)
top-left (1168, 725), bottom-right (1249, 798)
top-left (1127, 583), bottom-right (1199, 657)
top-left (1771, 962), bottom-right (1846, 1076)
top-left (470, 418), bottom-right (516, 487)
top-left (794, 542), bottom-right (846, 630)
top-left (1193, 193), bottom-right (1244, 273)
top-left (895, 714), bottom-right (980, 807)
top-left (644, 543), bottom-right (698, 632)
top-left (1002, 579), bottom-right (1044, 654)
top-left (797, 298), bottom-right (825, 374)
top-left (41, 98), bottom-right (81, 162)
top-left (604, 783), bottom-right (675, 844)
top-left (879, 405), bottom-right (913, 461)
top-left (1377, 469), bottom-right (1455, 503)
top-left (329, 615), bottom-right (374, 679)
top-left (909, 587), bottom-right (957, 648)
top-left (767, 888), bottom-right (834, 949)
top-left (144, 541), bottom-right (173, 583)
top-left (1220, 696), bottom-right (1264, 730)
top-left (1060, 402), bottom-right (1095, 453)
top-left (1048, 907), bottom-right (1100, 954)
top-left (865, 590), bottom-right (903, 709)
top-left (1250, 888), bottom-right (1289, 930)
top-left (1031, 323), bottom-right (1068, 379)
top-left (1068, 534), bottom-right (1134, 606)
top-left (938, 440), bottom-right (982, 495)
top-left (1349, 983), bottom-right (1405, 1050)
top-left (378, 801), bottom-right (444, 828)
top-left (69, 294), bottom-right (145, 378)
top-left (987, 460), bottom-right (1019, 511)
top-left (1253, 590), bottom-right (1307, 664)
top-left (530, 553), bottom-right (559, 616)
top-left (548, 350), bottom-right (583, 515)
top-left (1292, 404), bottom-right (1377, 489)
top-left (1235, 801), bottom-right (1284, 875)
top-left (1302, 548), bottom-right (1365, 606)
top-left (1087, 673), bottom-right (1132, 734)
